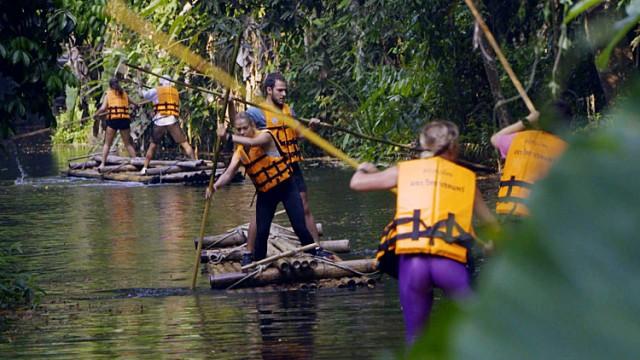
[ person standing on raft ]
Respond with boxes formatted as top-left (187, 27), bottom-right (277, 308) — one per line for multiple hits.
top-left (206, 112), bottom-right (333, 263)
top-left (245, 73), bottom-right (321, 240)
top-left (490, 101), bottom-right (571, 217)
top-left (138, 75), bottom-right (195, 175)
top-left (94, 78), bottom-right (138, 171)
top-left (229, 72), bottom-right (320, 265)
top-left (350, 120), bottom-right (497, 344)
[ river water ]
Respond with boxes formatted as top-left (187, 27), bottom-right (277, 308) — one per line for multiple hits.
top-left (0, 144), bottom-right (407, 358)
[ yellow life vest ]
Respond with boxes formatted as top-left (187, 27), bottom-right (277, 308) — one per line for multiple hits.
top-left (262, 104), bottom-right (302, 163)
top-left (154, 86), bottom-right (180, 117)
top-left (236, 130), bottom-right (293, 192)
top-left (376, 157), bottom-right (476, 265)
top-left (106, 90), bottom-right (130, 120)
top-left (497, 130), bottom-right (567, 216)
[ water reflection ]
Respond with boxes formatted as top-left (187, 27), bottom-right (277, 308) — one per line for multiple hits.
top-left (256, 291), bottom-right (317, 359)
top-left (0, 146), bottom-right (405, 358)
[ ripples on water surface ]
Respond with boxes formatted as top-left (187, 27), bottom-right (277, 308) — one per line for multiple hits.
top-left (0, 145), bottom-right (406, 358)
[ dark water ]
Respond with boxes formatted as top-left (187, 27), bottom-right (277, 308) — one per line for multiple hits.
top-left (0, 144), bottom-right (405, 358)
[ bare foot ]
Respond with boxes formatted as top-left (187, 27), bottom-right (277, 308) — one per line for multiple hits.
top-left (98, 164), bottom-right (105, 172)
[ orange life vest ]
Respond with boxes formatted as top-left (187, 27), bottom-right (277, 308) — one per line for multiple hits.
top-left (497, 130), bottom-right (567, 216)
top-left (377, 157), bottom-right (476, 265)
top-left (154, 86), bottom-right (180, 117)
top-left (236, 130), bottom-right (293, 192)
top-left (262, 104), bottom-right (302, 163)
top-left (106, 90), bottom-right (130, 120)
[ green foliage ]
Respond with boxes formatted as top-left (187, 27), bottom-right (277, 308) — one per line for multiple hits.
top-left (0, 1), bottom-right (75, 139)
top-left (0, 243), bottom-right (43, 311)
top-left (408, 86), bottom-right (640, 358)
top-left (595, 0), bottom-right (640, 69)
top-left (52, 86), bottom-right (94, 144)
top-left (564, 0), bottom-right (606, 24)
top-left (13, 0), bottom-right (636, 159)
top-left (564, 0), bottom-right (640, 70)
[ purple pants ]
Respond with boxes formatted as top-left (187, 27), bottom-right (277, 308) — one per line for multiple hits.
top-left (398, 255), bottom-right (472, 344)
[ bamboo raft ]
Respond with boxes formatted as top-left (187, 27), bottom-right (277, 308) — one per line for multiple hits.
top-left (200, 222), bottom-right (379, 290)
top-left (67, 154), bottom-right (233, 185)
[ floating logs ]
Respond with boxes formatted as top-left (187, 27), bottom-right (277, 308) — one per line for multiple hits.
top-left (196, 222), bottom-right (325, 249)
top-left (209, 259), bottom-right (377, 289)
top-left (200, 239), bottom-right (350, 264)
top-left (66, 154), bottom-right (232, 185)
top-left (201, 219), bottom-right (374, 291)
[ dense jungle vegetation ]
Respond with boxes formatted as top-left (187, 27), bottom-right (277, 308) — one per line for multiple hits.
top-left (3, 0), bottom-right (639, 163)
top-left (1, 0), bottom-right (639, 314)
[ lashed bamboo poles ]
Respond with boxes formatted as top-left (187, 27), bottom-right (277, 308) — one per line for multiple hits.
top-left (190, 35), bottom-right (242, 290)
top-left (463, 0), bottom-right (537, 113)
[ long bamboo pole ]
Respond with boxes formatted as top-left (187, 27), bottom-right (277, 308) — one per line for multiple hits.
top-left (126, 63), bottom-right (493, 173)
top-left (126, 63), bottom-right (416, 150)
top-left (463, 0), bottom-right (537, 113)
top-left (190, 35), bottom-right (242, 290)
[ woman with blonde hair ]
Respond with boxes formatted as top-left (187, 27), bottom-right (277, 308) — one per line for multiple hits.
top-left (350, 120), bottom-right (496, 344)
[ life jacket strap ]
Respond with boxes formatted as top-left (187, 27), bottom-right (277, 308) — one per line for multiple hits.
top-left (107, 106), bottom-right (130, 119)
top-left (378, 212), bottom-right (474, 252)
top-left (497, 175), bottom-right (534, 215)
top-left (154, 102), bottom-right (179, 111)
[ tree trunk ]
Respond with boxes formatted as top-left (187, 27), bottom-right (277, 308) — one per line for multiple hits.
top-left (478, 34), bottom-right (513, 128)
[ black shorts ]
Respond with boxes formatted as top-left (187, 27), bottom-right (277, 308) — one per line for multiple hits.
top-left (106, 119), bottom-right (130, 130)
top-left (290, 162), bottom-right (307, 193)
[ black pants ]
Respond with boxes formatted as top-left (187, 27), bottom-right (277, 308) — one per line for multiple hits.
top-left (254, 178), bottom-right (315, 261)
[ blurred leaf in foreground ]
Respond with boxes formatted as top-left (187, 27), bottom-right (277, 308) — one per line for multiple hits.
top-left (409, 85), bottom-right (640, 359)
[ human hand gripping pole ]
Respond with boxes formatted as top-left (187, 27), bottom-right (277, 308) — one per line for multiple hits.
top-left (104, 0), bottom-right (390, 286)
top-left (190, 35), bottom-right (242, 290)
top-left (463, 0), bottom-right (537, 114)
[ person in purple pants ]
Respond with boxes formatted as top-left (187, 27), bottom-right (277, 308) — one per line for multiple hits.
top-left (350, 120), bottom-right (497, 344)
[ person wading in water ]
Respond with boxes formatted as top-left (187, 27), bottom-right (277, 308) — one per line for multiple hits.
top-left (206, 112), bottom-right (332, 264)
top-left (350, 120), bottom-right (497, 344)
top-left (94, 78), bottom-right (138, 171)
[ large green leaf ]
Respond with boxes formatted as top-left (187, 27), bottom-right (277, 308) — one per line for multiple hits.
top-left (596, 9), bottom-right (640, 70)
top-left (564, 0), bottom-right (605, 25)
top-left (454, 101), bottom-right (640, 358)
top-left (408, 86), bottom-right (640, 359)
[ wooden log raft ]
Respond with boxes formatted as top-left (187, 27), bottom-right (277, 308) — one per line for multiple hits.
top-left (67, 154), bottom-right (228, 185)
top-left (201, 239), bottom-right (350, 263)
top-left (209, 258), bottom-right (377, 289)
top-left (196, 222), bottom-right (325, 249)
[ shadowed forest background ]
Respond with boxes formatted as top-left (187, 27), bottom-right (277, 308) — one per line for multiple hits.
top-left (1, 1), bottom-right (640, 358)
top-left (3, 0), bottom-right (638, 163)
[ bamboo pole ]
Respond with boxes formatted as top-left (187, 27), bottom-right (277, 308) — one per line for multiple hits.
top-left (463, 0), bottom-right (537, 113)
top-left (126, 64), bottom-right (416, 151)
top-left (241, 243), bottom-right (317, 271)
top-left (191, 35), bottom-right (242, 290)
top-left (126, 61), bottom-right (494, 173)
top-left (195, 222), bottom-right (325, 249)
top-left (211, 258), bottom-right (377, 289)
top-left (200, 239), bottom-right (349, 263)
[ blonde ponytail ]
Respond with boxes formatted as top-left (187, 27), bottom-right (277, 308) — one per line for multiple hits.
top-left (419, 120), bottom-right (459, 158)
